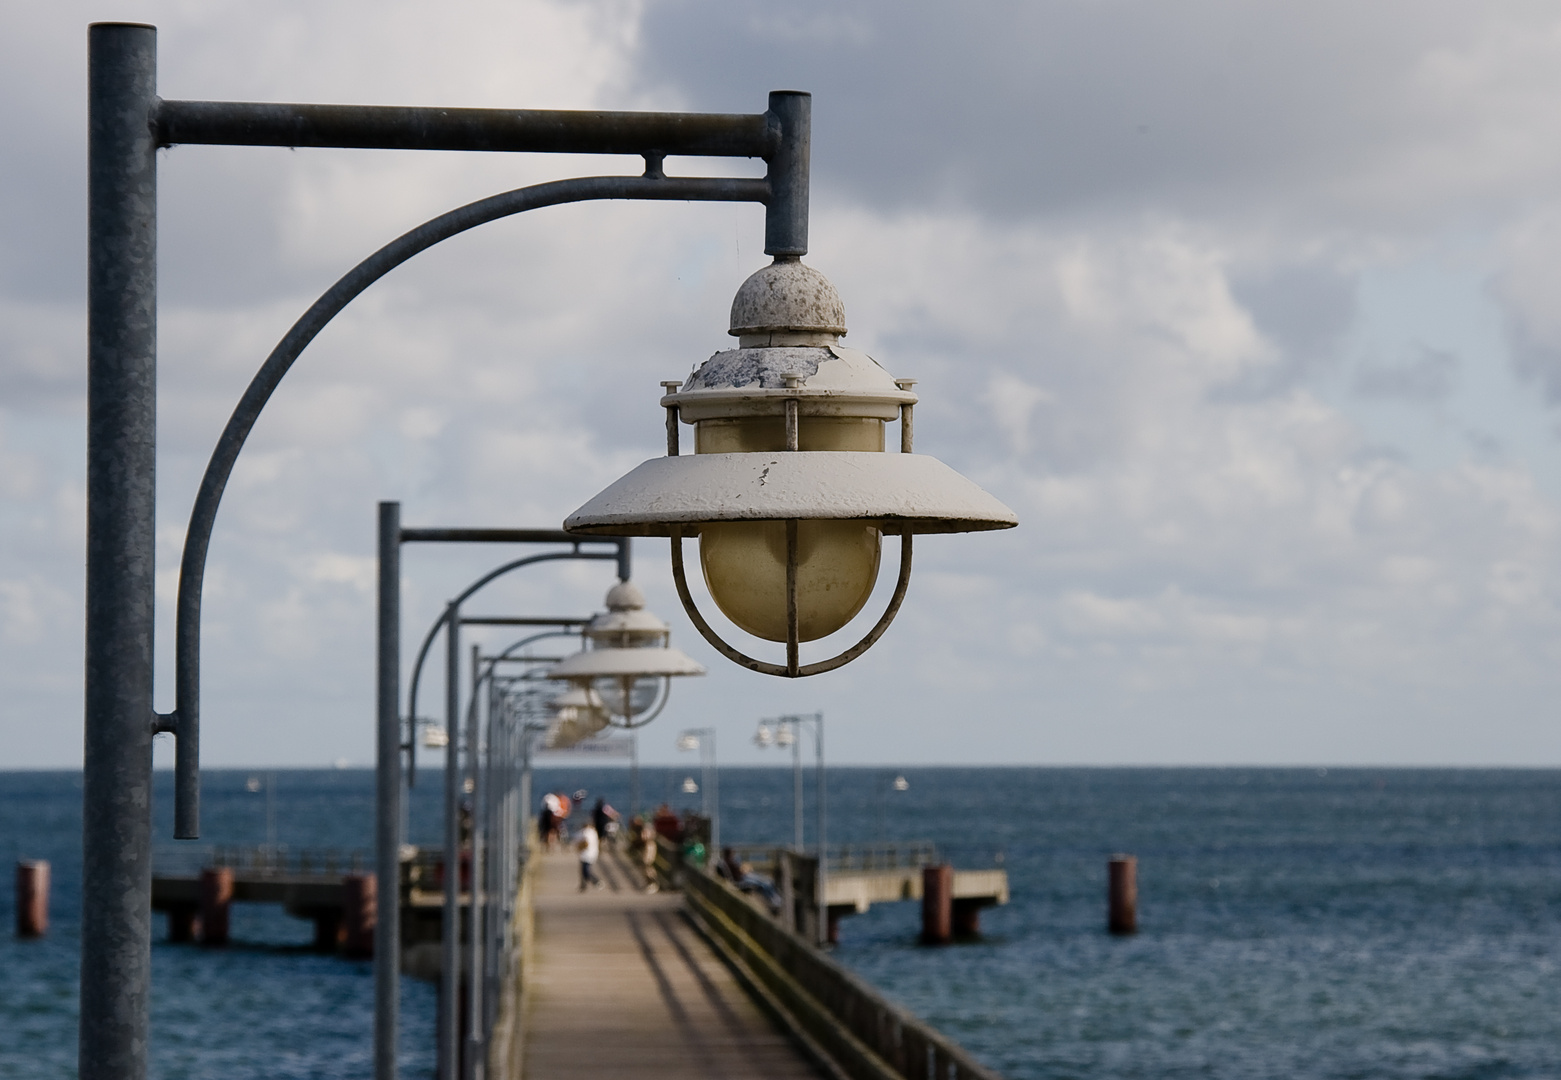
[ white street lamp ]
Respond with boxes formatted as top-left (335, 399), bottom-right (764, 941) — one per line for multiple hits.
top-left (546, 580), bottom-right (705, 728)
top-left (542, 686), bottom-right (611, 750)
top-left (565, 259), bottom-right (1018, 677)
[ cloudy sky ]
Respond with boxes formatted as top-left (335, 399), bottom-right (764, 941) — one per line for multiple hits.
top-left (4, 0), bottom-right (1561, 768)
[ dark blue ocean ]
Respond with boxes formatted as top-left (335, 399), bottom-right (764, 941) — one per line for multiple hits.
top-left (2, 767), bottom-right (1559, 1079)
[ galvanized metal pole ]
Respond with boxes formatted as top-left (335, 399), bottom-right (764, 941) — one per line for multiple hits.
top-left (519, 726), bottom-right (533, 868)
top-left (83, 23), bottom-right (158, 1080)
top-left (709, 731), bottom-right (720, 862)
top-left (816, 712), bottom-right (827, 947)
top-left (763, 91), bottom-right (810, 257)
top-left (630, 733), bottom-right (640, 816)
top-left (374, 501), bottom-right (402, 1080)
top-left (793, 729), bottom-right (803, 851)
top-left (441, 602), bottom-right (461, 1080)
top-left (465, 643), bottom-right (483, 1080)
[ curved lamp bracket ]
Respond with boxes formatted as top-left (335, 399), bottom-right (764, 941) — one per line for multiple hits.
top-left (669, 526), bottom-right (913, 678)
top-left (404, 554), bottom-right (598, 760)
top-left (163, 173), bottom-right (767, 837)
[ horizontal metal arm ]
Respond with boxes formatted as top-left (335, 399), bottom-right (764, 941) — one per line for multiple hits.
top-left (402, 527), bottom-right (581, 544)
top-left (156, 100), bottom-right (778, 159)
top-left (172, 173), bottom-right (764, 837)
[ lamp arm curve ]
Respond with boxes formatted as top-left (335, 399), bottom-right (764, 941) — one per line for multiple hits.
top-left (668, 528), bottom-right (913, 679)
top-left (407, 553), bottom-right (604, 740)
top-left (441, 627), bottom-right (581, 742)
top-left (169, 173), bottom-right (767, 837)
top-left (403, 553), bottom-right (604, 784)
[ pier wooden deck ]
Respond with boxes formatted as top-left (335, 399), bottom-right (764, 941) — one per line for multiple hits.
top-left (522, 846), bottom-right (821, 1080)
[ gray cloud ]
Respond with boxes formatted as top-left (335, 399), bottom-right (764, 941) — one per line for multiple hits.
top-left (1354, 344), bottom-right (1458, 402)
top-left (632, 0), bottom-right (1561, 228)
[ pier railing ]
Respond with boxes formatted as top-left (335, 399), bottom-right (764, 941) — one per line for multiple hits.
top-left (679, 860), bottom-right (1005, 1080)
top-left (827, 842), bottom-right (940, 873)
top-left (721, 841), bottom-right (1003, 875)
top-left (152, 845), bottom-right (370, 879)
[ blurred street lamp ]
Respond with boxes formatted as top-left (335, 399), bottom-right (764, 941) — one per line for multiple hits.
top-left (542, 686), bottom-right (612, 750)
top-left (547, 581), bottom-right (705, 727)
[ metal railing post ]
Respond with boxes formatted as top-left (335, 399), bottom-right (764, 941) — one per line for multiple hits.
top-left (83, 23), bottom-right (158, 1080)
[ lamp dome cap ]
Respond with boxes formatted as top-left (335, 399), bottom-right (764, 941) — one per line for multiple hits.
top-left (729, 257), bottom-right (847, 338)
top-left (604, 580), bottom-right (646, 611)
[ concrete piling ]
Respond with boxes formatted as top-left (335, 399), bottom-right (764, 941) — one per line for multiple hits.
top-left (15, 860), bottom-right (49, 938)
top-left (199, 867), bottom-right (234, 946)
top-left (921, 863), bottom-right (953, 945)
top-left (167, 906), bottom-right (199, 943)
top-left (312, 910), bottom-right (343, 952)
top-left (1108, 854), bottom-right (1137, 935)
top-left (952, 898), bottom-right (984, 937)
top-left (342, 873), bottom-right (376, 959)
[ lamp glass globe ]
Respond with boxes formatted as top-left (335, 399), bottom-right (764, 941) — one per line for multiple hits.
top-left (695, 415), bottom-right (884, 642)
top-left (592, 674), bottom-right (661, 718)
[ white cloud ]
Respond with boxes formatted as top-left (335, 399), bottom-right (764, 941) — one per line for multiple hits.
top-left (3, 1), bottom-right (1561, 766)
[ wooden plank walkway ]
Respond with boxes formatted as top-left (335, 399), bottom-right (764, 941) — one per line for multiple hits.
top-left (522, 846), bottom-right (821, 1080)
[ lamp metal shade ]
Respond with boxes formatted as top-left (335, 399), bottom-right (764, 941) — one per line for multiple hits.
top-left (564, 452), bottom-right (1018, 537)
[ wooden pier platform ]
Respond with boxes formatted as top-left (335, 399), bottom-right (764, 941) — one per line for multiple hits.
top-left (521, 846), bottom-right (821, 1080)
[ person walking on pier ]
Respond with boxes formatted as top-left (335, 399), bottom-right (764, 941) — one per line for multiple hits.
top-left (576, 821), bottom-right (602, 891)
top-left (539, 793), bottom-right (558, 850)
top-left (592, 797), bottom-right (620, 846)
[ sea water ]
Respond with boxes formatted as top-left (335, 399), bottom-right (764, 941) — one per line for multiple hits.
top-left (2, 767), bottom-right (1558, 1079)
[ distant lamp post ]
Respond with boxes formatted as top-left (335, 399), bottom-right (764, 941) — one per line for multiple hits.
top-left (565, 262), bottom-right (1017, 677)
top-left (244, 772), bottom-right (278, 857)
top-left (546, 581), bottom-right (705, 727)
top-left (754, 712), bottom-right (826, 938)
top-left (676, 728), bottom-right (719, 858)
top-left (754, 714), bottom-right (821, 852)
